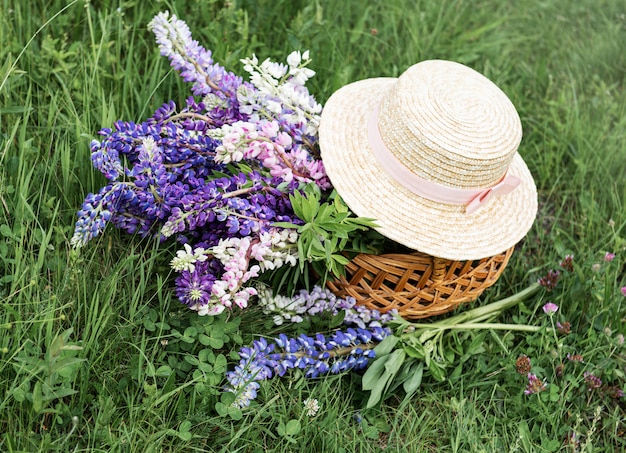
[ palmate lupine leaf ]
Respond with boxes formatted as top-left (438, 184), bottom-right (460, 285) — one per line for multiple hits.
top-left (273, 184), bottom-right (379, 282)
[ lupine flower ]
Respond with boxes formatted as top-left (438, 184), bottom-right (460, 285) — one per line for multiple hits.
top-left (74, 12), bottom-right (368, 329)
top-left (172, 228), bottom-right (299, 315)
top-left (537, 270), bottom-right (560, 290)
top-left (257, 285), bottom-right (397, 328)
top-left (71, 184), bottom-right (127, 247)
top-left (542, 302), bottom-right (559, 315)
top-left (148, 11), bottom-right (242, 106)
top-left (170, 243), bottom-right (209, 273)
top-left (224, 326), bottom-right (390, 407)
top-left (524, 373), bottom-right (547, 395)
top-left (604, 252), bottom-right (615, 262)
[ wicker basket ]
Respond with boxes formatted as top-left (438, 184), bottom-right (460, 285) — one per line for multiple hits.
top-left (326, 247), bottom-right (514, 320)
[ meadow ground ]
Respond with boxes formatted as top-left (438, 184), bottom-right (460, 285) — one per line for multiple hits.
top-left (1, 0), bottom-right (626, 451)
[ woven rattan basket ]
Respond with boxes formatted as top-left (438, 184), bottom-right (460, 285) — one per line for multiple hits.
top-left (326, 247), bottom-right (514, 320)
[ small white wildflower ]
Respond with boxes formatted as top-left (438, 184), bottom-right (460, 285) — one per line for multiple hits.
top-left (303, 398), bottom-right (320, 416)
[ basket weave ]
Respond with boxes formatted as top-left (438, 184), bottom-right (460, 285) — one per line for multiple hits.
top-left (326, 247), bottom-right (514, 320)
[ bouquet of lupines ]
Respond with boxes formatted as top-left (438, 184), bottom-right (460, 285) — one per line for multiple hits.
top-left (71, 11), bottom-right (394, 407)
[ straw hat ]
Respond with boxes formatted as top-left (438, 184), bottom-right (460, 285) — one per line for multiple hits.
top-left (319, 60), bottom-right (537, 260)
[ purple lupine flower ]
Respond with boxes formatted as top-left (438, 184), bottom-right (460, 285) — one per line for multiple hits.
top-left (224, 326), bottom-right (391, 407)
top-left (148, 11), bottom-right (243, 111)
top-left (175, 260), bottom-right (219, 308)
top-left (257, 285), bottom-right (396, 328)
top-left (70, 183), bottom-right (127, 247)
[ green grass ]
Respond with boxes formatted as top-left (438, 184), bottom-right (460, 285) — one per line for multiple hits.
top-left (2, 0), bottom-right (626, 451)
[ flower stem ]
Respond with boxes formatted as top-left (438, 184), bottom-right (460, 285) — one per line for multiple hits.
top-left (398, 283), bottom-right (541, 336)
top-left (436, 323), bottom-right (546, 333)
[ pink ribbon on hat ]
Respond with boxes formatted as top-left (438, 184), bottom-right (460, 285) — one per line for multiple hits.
top-left (367, 104), bottom-right (520, 214)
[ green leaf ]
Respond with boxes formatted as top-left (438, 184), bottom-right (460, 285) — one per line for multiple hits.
top-left (402, 362), bottom-right (424, 395)
top-left (362, 355), bottom-right (390, 391)
top-left (215, 402), bottom-right (228, 417)
top-left (12, 387), bottom-right (26, 402)
top-left (54, 357), bottom-right (86, 378)
top-left (184, 355), bottom-right (200, 366)
top-left (364, 349), bottom-right (406, 408)
top-left (46, 387), bottom-right (78, 400)
top-left (331, 254), bottom-right (350, 265)
top-left (155, 365), bottom-right (173, 377)
top-left (228, 406), bottom-right (243, 421)
top-left (549, 383), bottom-right (560, 402)
top-left (32, 381), bottom-right (43, 413)
top-left (285, 419), bottom-right (301, 436)
top-left (402, 341), bottom-right (426, 359)
top-left (184, 327), bottom-right (198, 338)
top-left (316, 203), bottom-right (332, 223)
top-left (209, 337), bottom-right (224, 349)
top-left (0, 224), bottom-right (18, 241)
top-left (329, 310), bottom-right (346, 327)
top-left (271, 221), bottom-right (300, 229)
top-left (384, 349), bottom-right (406, 375)
top-left (198, 334), bottom-right (212, 346)
top-left (373, 335), bottom-right (399, 356)
top-left (541, 439), bottom-right (562, 452)
top-left (428, 359), bottom-right (447, 382)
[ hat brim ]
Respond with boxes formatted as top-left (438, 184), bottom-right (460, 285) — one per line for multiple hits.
top-left (319, 77), bottom-right (538, 260)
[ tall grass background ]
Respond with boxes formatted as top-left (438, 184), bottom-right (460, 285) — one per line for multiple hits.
top-left (1, 0), bottom-right (625, 451)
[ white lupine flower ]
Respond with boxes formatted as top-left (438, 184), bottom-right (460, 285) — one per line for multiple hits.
top-left (265, 99), bottom-right (283, 114)
top-left (142, 136), bottom-right (157, 155)
top-left (261, 59), bottom-right (287, 79)
top-left (191, 302), bottom-right (225, 316)
top-left (202, 93), bottom-right (226, 109)
top-left (286, 50), bottom-right (302, 67)
top-left (170, 243), bottom-right (207, 273)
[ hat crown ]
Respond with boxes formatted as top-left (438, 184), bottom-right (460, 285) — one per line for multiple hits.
top-left (377, 60), bottom-right (522, 189)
